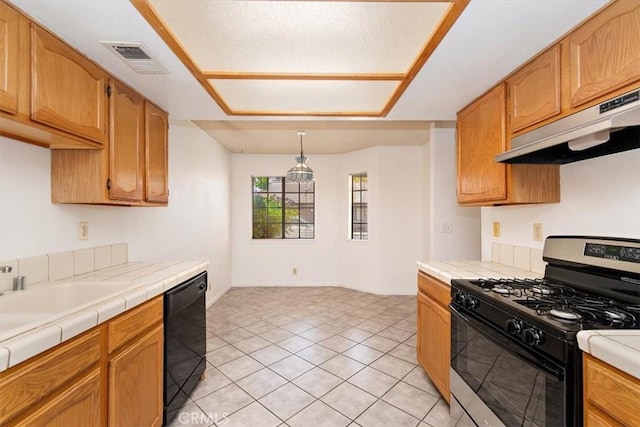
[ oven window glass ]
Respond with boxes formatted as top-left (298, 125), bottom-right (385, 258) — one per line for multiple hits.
top-left (451, 312), bottom-right (566, 426)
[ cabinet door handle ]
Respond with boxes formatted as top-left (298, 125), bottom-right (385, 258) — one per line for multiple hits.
top-left (107, 178), bottom-right (111, 190)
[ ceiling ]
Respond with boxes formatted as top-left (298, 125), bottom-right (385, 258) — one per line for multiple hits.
top-left (132, 0), bottom-right (466, 117)
top-left (10, 0), bottom-right (609, 154)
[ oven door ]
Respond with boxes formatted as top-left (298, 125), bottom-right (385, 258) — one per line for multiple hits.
top-left (450, 305), bottom-right (570, 427)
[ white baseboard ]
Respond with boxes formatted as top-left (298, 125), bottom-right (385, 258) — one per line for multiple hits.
top-left (230, 281), bottom-right (416, 296)
top-left (206, 283), bottom-right (232, 309)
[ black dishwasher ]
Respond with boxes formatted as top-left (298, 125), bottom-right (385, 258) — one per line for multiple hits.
top-left (164, 271), bottom-right (207, 425)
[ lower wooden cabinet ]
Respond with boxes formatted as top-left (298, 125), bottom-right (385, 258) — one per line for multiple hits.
top-left (109, 325), bottom-right (163, 427)
top-left (15, 368), bottom-right (101, 427)
top-left (0, 296), bottom-right (164, 427)
top-left (417, 271), bottom-right (451, 403)
top-left (583, 353), bottom-right (640, 427)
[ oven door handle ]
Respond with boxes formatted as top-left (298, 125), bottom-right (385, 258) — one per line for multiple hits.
top-left (451, 304), bottom-right (565, 381)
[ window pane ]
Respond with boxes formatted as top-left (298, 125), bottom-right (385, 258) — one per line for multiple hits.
top-left (268, 178), bottom-right (283, 192)
top-left (300, 224), bottom-right (314, 239)
top-left (285, 193), bottom-right (300, 204)
top-left (285, 181), bottom-right (300, 192)
top-left (253, 177), bottom-right (268, 192)
top-left (285, 226), bottom-right (300, 239)
top-left (253, 193), bottom-right (268, 208)
top-left (300, 182), bottom-right (314, 193)
top-left (300, 193), bottom-right (314, 204)
top-left (350, 173), bottom-right (367, 240)
top-left (252, 176), bottom-right (315, 240)
top-left (285, 208), bottom-right (299, 223)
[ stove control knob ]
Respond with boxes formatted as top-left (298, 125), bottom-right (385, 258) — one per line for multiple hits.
top-left (506, 319), bottom-right (523, 335)
top-left (464, 296), bottom-right (479, 310)
top-left (453, 291), bottom-right (465, 305)
top-left (524, 328), bottom-right (545, 346)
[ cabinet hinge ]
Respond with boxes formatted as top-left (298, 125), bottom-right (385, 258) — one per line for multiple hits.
top-left (106, 85), bottom-right (111, 97)
top-left (107, 178), bottom-right (111, 190)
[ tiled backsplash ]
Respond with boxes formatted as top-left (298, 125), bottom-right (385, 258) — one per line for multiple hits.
top-left (491, 243), bottom-right (545, 274)
top-left (0, 244), bottom-right (128, 292)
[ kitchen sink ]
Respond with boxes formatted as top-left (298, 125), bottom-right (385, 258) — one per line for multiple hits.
top-left (0, 282), bottom-right (136, 335)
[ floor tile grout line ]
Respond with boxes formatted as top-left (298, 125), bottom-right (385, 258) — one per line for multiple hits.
top-left (196, 287), bottom-right (427, 426)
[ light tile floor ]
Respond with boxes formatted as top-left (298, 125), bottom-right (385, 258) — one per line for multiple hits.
top-left (169, 287), bottom-right (453, 427)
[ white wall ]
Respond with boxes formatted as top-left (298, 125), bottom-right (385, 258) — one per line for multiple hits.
top-left (426, 123), bottom-right (481, 260)
top-left (0, 121), bottom-right (232, 303)
top-left (230, 154), bottom-right (342, 287)
top-left (231, 146), bottom-right (425, 295)
top-left (481, 150), bottom-right (640, 260)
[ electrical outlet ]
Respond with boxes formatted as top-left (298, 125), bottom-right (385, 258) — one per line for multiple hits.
top-left (493, 222), bottom-right (500, 237)
top-left (79, 222), bottom-right (89, 240)
top-left (292, 267), bottom-right (297, 275)
top-left (441, 222), bottom-right (453, 233)
top-left (533, 223), bottom-right (543, 241)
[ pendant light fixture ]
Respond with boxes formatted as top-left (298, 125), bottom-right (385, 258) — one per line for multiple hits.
top-left (286, 130), bottom-right (316, 183)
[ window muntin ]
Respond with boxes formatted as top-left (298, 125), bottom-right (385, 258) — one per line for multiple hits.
top-left (351, 173), bottom-right (368, 240)
top-left (252, 176), bottom-right (315, 239)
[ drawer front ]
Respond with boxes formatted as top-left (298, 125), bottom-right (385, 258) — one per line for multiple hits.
top-left (108, 296), bottom-right (163, 354)
top-left (0, 329), bottom-right (101, 424)
top-left (584, 353), bottom-right (640, 426)
top-left (417, 271), bottom-right (451, 308)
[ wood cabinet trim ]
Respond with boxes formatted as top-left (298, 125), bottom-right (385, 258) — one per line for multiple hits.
top-left (0, 1), bottom-right (20, 115)
top-left (567, 0), bottom-right (640, 108)
top-left (0, 329), bottom-right (101, 425)
top-left (583, 353), bottom-right (640, 426)
top-left (11, 368), bottom-right (102, 427)
top-left (108, 296), bottom-right (163, 354)
top-left (508, 45), bottom-right (561, 133)
top-left (108, 78), bottom-right (145, 202)
top-left (30, 24), bottom-right (108, 144)
top-left (108, 324), bottom-right (163, 427)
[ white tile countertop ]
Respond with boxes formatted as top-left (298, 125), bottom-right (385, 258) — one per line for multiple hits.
top-left (417, 260), bottom-right (543, 285)
top-left (0, 260), bottom-right (208, 372)
top-left (577, 330), bottom-right (640, 380)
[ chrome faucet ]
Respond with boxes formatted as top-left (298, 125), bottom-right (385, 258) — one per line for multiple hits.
top-left (13, 276), bottom-right (26, 291)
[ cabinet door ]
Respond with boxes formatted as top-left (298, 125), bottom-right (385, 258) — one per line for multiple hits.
top-left (567, 0), bottom-right (640, 108)
top-left (31, 25), bottom-right (107, 144)
top-left (145, 102), bottom-right (169, 204)
top-left (0, 1), bottom-right (19, 114)
top-left (13, 368), bottom-right (101, 427)
top-left (109, 324), bottom-right (163, 427)
top-left (417, 290), bottom-right (450, 403)
top-left (109, 79), bottom-right (144, 202)
top-left (457, 84), bottom-right (507, 204)
top-left (508, 45), bottom-right (561, 133)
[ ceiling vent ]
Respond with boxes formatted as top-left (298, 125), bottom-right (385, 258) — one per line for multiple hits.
top-left (101, 42), bottom-right (170, 74)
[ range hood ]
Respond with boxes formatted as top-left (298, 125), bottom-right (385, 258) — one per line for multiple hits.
top-left (496, 90), bottom-right (640, 164)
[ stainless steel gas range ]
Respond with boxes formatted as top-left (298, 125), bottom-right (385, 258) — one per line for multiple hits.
top-left (449, 236), bottom-right (640, 426)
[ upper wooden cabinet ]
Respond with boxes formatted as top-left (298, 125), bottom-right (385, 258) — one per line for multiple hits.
top-left (0, 1), bottom-right (19, 115)
top-left (145, 102), bottom-right (169, 204)
top-left (508, 45), bottom-right (561, 133)
top-left (566, 0), bottom-right (640, 109)
top-left (457, 83), bottom-right (560, 206)
top-left (31, 24), bottom-right (107, 144)
top-left (457, 84), bottom-right (508, 204)
top-left (52, 88), bottom-right (172, 206)
top-left (51, 84), bottom-right (169, 206)
top-left (109, 79), bottom-right (145, 202)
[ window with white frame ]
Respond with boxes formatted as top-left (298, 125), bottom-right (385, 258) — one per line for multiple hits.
top-left (252, 176), bottom-right (315, 239)
top-left (350, 173), bottom-right (368, 240)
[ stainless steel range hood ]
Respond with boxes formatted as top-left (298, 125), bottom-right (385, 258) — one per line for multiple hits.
top-left (496, 90), bottom-right (640, 164)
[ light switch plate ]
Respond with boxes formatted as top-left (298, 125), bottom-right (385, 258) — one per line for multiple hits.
top-left (493, 222), bottom-right (500, 237)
